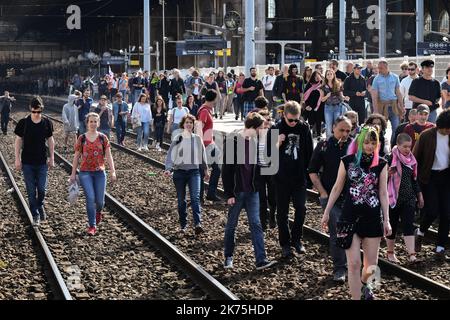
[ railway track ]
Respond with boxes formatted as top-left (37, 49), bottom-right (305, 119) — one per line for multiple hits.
top-left (13, 106), bottom-right (448, 299)
top-left (0, 149), bottom-right (70, 300)
top-left (3, 116), bottom-right (236, 300)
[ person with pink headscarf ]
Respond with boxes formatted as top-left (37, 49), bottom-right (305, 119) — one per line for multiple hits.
top-left (385, 133), bottom-right (423, 264)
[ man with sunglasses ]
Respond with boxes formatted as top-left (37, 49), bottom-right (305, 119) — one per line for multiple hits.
top-left (268, 101), bottom-right (313, 258)
top-left (308, 116), bottom-right (353, 283)
top-left (409, 60), bottom-right (442, 123)
top-left (14, 96), bottom-right (54, 227)
top-left (400, 62), bottom-right (418, 120)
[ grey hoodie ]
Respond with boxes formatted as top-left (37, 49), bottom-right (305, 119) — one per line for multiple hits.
top-left (62, 95), bottom-right (79, 132)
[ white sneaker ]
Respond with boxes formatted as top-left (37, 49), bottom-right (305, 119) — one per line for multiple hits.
top-left (137, 147), bottom-right (142, 152)
top-left (143, 146), bottom-right (149, 151)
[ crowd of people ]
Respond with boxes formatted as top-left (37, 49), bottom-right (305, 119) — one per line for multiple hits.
top-left (8, 56), bottom-right (450, 300)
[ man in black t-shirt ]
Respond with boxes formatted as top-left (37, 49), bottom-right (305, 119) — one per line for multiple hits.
top-left (14, 96), bottom-right (54, 227)
top-left (267, 101), bottom-right (313, 258)
top-left (408, 60), bottom-right (442, 123)
top-left (242, 67), bottom-right (264, 118)
top-left (308, 116), bottom-right (352, 283)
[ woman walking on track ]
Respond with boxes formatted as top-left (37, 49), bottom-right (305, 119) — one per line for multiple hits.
top-left (321, 125), bottom-right (391, 300)
top-left (70, 112), bottom-right (117, 236)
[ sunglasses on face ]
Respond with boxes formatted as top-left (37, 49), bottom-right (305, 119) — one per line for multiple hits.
top-left (287, 118), bottom-right (300, 123)
top-left (408, 68), bottom-right (416, 71)
top-left (31, 110), bottom-right (42, 114)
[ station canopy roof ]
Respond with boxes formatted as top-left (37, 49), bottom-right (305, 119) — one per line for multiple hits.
top-left (0, 0), bottom-right (145, 43)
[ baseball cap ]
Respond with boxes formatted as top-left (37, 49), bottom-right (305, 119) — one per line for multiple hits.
top-left (354, 64), bottom-right (363, 69)
top-left (420, 60), bottom-right (434, 68)
top-left (417, 104), bottom-right (430, 114)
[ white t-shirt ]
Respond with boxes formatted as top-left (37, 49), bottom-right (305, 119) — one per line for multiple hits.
top-left (132, 102), bottom-right (152, 123)
top-left (262, 74), bottom-right (276, 91)
top-left (169, 107), bottom-right (190, 124)
top-left (432, 131), bottom-right (450, 170)
top-left (400, 76), bottom-right (416, 110)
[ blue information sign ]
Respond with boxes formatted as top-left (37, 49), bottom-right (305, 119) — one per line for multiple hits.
top-left (417, 42), bottom-right (450, 56)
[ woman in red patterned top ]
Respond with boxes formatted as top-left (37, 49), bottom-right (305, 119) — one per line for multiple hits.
top-left (70, 112), bottom-right (117, 235)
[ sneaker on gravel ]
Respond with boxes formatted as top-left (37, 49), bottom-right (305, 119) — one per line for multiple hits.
top-left (194, 224), bottom-right (204, 235)
top-left (361, 283), bottom-right (375, 300)
top-left (333, 269), bottom-right (346, 283)
top-left (38, 207), bottom-right (47, 221)
top-left (87, 226), bottom-right (97, 236)
top-left (224, 257), bottom-right (233, 269)
top-left (293, 242), bottom-right (306, 254)
top-left (256, 259), bottom-right (277, 270)
top-left (32, 215), bottom-right (40, 227)
top-left (282, 246), bottom-right (293, 259)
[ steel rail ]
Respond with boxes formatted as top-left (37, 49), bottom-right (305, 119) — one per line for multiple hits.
top-left (0, 150), bottom-right (72, 300)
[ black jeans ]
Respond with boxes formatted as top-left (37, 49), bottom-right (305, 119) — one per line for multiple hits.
top-left (1, 111), bottom-right (9, 133)
top-left (154, 125), bottom-right (164, 145)
top-left (275, 180), bottom-right (306, 248)
top-left (352, 103), bottom-right (367, 125)
top-left (257, 174), bottom-right (276, 229)
top-left (419, 169), bottom-right (450, 248)
top-left (200, 162), bottom-right (221, 200)
top-left (233, 97), bottom-right (244, 120)
top-left (386, 203), bottom-right (416, 239)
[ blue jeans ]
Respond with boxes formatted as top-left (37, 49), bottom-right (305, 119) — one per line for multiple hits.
top-left (79, 171), bottom-right (106, 228)
top-left (120, 90), bottom-right (128, 101)
top-left (387, 105), bottom-right (400, 135)
top-left (171, 123), bottom-right (180, 134)
top-left (324, 103), bottom-right (345, 138)
top-left (173, 169), bottom-right (201, 228)
top-left (428, 109), bottom-right (437, 124)
top-left (134, 91), bottom-right (142, 106)
top-left (115, 119), bottom-right (127, 144)
top-left (99, 128), bottom-right (110, 139)
top-left (319, 197), bottom-right (347, 273)
top-left (22, 164), bottom-right (48, 217)
top-left (136, 122), bottom-right (150, 147)
top-left (78, 121), bottom-right (87, 135)
top-left (243, 102), bottom-right (255, 118)
top-left (224, 192), bottom-right (267, 265)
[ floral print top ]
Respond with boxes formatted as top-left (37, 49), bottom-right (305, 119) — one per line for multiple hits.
top-left (75, 133), bottom-right (110, 172)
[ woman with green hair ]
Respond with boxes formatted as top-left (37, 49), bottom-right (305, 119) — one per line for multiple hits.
top-left (321, 125), bottom-right (392, 300)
